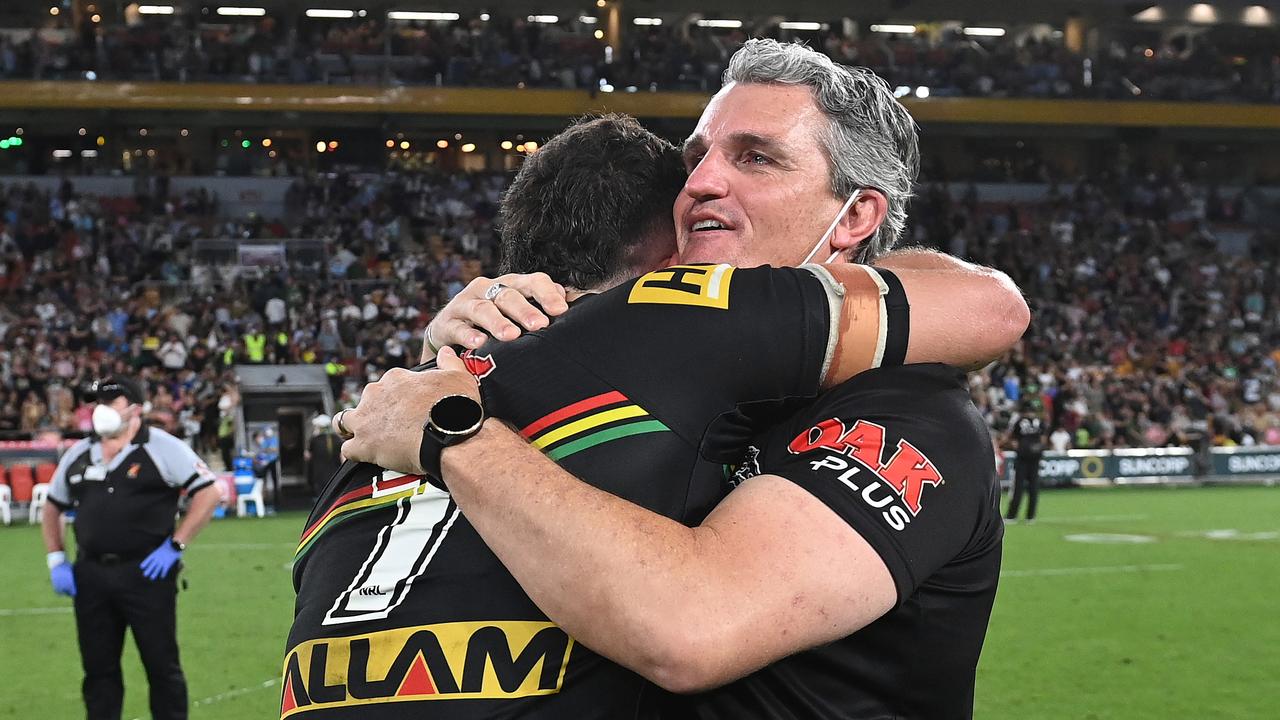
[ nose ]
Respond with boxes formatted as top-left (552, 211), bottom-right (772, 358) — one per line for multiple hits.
top-left (682, 151), bottom-right (730, 202)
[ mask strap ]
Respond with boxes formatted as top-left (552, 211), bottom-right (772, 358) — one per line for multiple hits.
top-left (801, 189), bottom-right (863, 265)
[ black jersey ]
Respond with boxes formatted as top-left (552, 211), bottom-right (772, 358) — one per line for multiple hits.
top-left (1011, 414), bottom-right (1046, 458)
top-left (46, 425), bottom-right (217, 558)
top-left (284, 264), bottom-right (862, 720)
top-left (671, 364), bottom-right (1002, 720)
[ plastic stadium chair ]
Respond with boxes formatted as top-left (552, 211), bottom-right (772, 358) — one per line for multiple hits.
top-left (0, 483), bottom-right (10, 526)
top-left (8, 465), bottom-right (34, 504)
top-left (34, 462), bottom-right (56, 486)
top-left (236, 477), bottom-right (266, 518)
top-left (29, 483), bottom-right (49, 524)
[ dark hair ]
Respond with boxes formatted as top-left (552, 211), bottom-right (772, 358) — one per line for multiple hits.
top-left (498, 114), bottom-right (686, 289)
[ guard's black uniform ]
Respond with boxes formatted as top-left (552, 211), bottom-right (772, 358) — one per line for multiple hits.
top-left (306, 430), bottom-right (342, 497)
top-left (285, 264), bottom-right (889, 719)
top-left (47, 425), bottom-right (217, 720)
top-left (1006, 412), bottom-right (1046, 521)
top-left (666, 364), bottom-right (1003, 719)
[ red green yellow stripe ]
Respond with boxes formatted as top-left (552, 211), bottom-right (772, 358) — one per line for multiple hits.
top-left (531, 405), bottom-right (649, 449)
top-left (295, 484), bottom-right (418, 558)
top-left (545, 420), bottom-right (670, 461)
top-left (520, 390), bottom-right (626, 438)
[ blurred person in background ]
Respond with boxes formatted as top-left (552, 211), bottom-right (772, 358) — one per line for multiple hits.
top-left (1005, 398), bottom-right (1048, 523)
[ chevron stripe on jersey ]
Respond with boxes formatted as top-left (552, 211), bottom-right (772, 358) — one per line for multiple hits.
top-left (519, 391), bottom-right (671, 462)
top-left (295, 472), bottom-right (425, 560)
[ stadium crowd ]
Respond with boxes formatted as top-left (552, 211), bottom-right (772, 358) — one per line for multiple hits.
top-left (0, 171), bottom-right (502, 463)
top-left (3, 13), bottom-right (1279, 102)
top-left (1, 164), bottom-right (1278, 461)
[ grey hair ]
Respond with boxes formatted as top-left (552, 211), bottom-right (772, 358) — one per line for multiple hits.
top-left (723, 39), bottom-right (920, 261)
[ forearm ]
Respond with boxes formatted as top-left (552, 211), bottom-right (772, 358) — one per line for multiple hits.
top-left (874, 250), bottom-right (1029, 369)
top-left (174, 485), bottom-right (221, 546)
top-left (441, 423), bottom-right (724, 686)
top-left (41, 502), bottom-right (65, 553)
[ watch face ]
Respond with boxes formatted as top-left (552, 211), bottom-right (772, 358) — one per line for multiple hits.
top-left (431, 395), bottom-right (484, 435)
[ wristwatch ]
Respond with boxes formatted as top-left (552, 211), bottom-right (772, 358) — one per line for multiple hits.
top-left (418, 394), bottom-right (486, 489)
top-left (169, 538), bottom-right (186, 552)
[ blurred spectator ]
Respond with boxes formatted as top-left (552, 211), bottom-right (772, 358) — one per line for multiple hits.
top-left (3, 13), bottom-right (1279, 103)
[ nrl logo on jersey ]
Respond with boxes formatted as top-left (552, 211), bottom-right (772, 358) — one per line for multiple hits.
top-left (788, 417), bottom-right (944, 531)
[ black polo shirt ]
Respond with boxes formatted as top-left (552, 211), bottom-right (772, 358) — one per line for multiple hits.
top-left (47, 424), bottom-right (217, 558)
top-left (666, 364), bottom-right (1003, 720)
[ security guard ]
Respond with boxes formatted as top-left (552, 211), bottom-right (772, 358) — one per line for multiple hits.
top-left (303, 414), bottom-right (341, 498)
top-left (41, 375), bottom-right (221, 720)
top-left (1006, 398), bottom-right (1048, 523)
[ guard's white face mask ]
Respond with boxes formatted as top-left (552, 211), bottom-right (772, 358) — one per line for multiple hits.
top-left (801, 189), bottom-right (863, 265)
top-left (92, 404), bottom-right (128, 437)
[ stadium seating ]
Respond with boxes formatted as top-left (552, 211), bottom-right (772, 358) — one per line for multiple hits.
top-left (28, 483), bottom-right (48, 525)
top-left (236, 478), bottom-right (266, 519)
top-left (34, 463), bottom-right (56, 486)
top-left (7, 465), bottom-right (34, 504)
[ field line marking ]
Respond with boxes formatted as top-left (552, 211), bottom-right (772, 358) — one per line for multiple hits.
top-left (1032, 514), bottom-right (1149, 524)
top-left (129, 677), bottom-right (279, 719)
top-left (1001, 563), bottom-right (1183, 578)
top-left (193, 678), bottom-right (280, 707)
top-left (0, 607), bottom-right (73, 617)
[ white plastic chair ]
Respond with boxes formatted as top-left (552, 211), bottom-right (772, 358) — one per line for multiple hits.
top-left (0, 484), bottom-right (10, 526)
top-left (236, 478), bottom-right (265, 518)
top-left (29, 483), bottom-right (49, 525)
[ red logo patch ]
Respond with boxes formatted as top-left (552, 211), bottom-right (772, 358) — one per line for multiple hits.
top-left (127, 463), bottom-right (141, 479)
top-left (460, 350), bottom-right (496, 380)
top-left (789, 418), bottom-right (943, 516)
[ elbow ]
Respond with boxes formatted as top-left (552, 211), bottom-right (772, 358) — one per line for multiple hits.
top-left (635, 627), bottom-right (735, 694)
top-left (991, 271), bottom-right (1030, 348)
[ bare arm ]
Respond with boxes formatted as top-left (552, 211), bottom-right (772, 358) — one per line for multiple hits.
top-left (341, 350), bottom-right (897, 692)
top-left (873, 248), bottom-right (1029, 371)
top-left (173, 485), bottom-right (222, 546)
top-left (441, 420), bottom-right (895, 693)
top-left (41, 501), bottom-right (66, 553)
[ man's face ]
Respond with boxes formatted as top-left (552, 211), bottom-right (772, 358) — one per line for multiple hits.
top-left (675, 82), bottom-right (849, 268)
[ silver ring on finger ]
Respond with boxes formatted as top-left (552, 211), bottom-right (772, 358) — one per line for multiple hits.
top-left (483, 282), bottom-right (511, 302)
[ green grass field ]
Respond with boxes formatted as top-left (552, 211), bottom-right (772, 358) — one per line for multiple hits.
top-left (2, 485), bottom-right (1277, 719)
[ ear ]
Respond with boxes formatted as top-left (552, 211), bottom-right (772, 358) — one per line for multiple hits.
top-left (829, 189), bottom-right (889, 261)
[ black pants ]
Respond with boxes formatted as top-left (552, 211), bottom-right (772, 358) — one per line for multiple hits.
top-left (1007, 455), bottom-right (1041, 521)
top-left (73, 559), bottom-right (187, 720)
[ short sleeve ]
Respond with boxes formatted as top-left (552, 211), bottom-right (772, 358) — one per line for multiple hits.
top-left (756, 365), bottom-right (1000, 604)
top-left (549, 265), bottom-right (837, 438)
top-left (47, 439), bottom-right (91, 508)
top-left (148, 430), bottom-right (218, 495)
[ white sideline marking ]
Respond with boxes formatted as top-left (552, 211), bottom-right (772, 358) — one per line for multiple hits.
top-left (1001, 563), bottom-right (1183, 578)
top-left (0, 607), bottom-right (73, 617)
top-left (193, 678), bottom-right (279, 707)
top-left (1176, 529), bottom-right (1280, 541)
top-left (1033, 514), bottom-right (1150, 524)
top-left (1063, 533), bottom-right (1157, 544)
top-left (130, 678), bottom-right (279, 719)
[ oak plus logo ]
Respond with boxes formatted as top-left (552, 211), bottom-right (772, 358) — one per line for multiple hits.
top-left (787, 418), bottom-right (944, 531)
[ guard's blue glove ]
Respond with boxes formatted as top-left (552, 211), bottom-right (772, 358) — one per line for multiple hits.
top-left (50, 562), bottom-right (76, 597)
top-left (139, 538), bottom-right (183, 580)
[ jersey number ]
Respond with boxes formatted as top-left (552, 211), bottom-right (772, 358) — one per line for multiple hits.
top-left (323, 475), bottom-right (459, 626)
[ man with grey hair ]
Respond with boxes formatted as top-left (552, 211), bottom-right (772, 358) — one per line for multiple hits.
top-left (344, 39), bottom-right (1011, 719)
